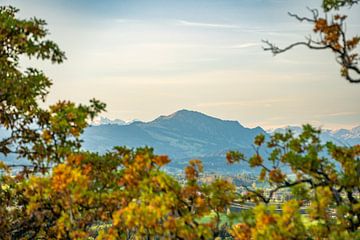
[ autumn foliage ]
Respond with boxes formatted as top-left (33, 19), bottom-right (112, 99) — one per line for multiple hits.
top-left (0, 147), bottom-right (237, 239)
top-left (227, 125), bottom-right (360, 239)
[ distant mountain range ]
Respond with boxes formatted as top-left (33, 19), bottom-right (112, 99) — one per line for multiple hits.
top-left (1, 109), bottom-right (359, 173)
top-left (82, 110), bottom-right (359, 173)
top-left (82, 110), bottom-right (266, 173)
top-left (268, 126), bottom-right (360, 146)
top-left (91, 116), bottom-right (127, 125)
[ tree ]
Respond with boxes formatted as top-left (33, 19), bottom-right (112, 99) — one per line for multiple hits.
top-left (0, 6), bottom-right (236, 239)
top-left (263, 0), bottom-right (360, 83)
top-left (0, 5), bottom-right (106, 169)
top-left (1, 148), bottom-right (235, 239)
top-left (227, 125), bottom-right (360, 239)
top-left (228, 1), bottom-right (360, 238)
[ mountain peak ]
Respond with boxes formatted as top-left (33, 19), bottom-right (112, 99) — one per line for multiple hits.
top-left (173, 109), bottom-right (199, 115)
top-left (91, 116), bottom-right (126, 126)
top-left (170, 109), bottom-right (209, 118)
top-left (146, 109), bottom-right (253, 140)
top-left (154, 109), bottom-right (237, 124)
top-left (93, 110), bottom-right (245, 128)
top-left (82, 109), bottom-right (269, 169)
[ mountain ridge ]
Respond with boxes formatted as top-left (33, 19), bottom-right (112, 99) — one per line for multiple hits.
top-left (82, 109), bottom-right (267, 172)
top-left (94, 110), bottom-right (359, 134)
top-left (82, 110), bottom-right (359, 173)
top-left (268, 125), bottom-right (360, 146)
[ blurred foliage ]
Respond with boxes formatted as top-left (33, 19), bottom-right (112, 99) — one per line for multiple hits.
top-left (322, 0), bottom-right (359, 11)
top-left (227, 124), bottom-right (360, 239)
top-left (1, 147), bottom-right (236, 239)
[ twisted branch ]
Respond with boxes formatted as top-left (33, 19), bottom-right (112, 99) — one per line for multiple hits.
top-left (263, 8), bottom-right (360, 83)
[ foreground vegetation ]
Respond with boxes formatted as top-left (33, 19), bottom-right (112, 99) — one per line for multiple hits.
top-left (1, 1), bottom-right (359, 239)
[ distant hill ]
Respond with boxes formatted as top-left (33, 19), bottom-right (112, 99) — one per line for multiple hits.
top-left (82, 111), bottom-right (359, 173)
top-left (82, 110), bottom-right (267, 173)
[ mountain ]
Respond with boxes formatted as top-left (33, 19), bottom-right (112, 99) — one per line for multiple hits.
top-left (91, 116), bottom-right (126, 126)
top-left (331, 126), bottom-right (360, 145)
top-left (82, 110), bottom-right (267, 173)
top-left (268, 125), bottom-right (360, 146)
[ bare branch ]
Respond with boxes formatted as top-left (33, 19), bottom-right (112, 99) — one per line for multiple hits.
top-left (288, 7), bottom-right (318, 23)
top-left (262, 39), bottom-right (328, 55)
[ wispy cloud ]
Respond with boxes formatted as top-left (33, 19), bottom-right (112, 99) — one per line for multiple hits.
top-left (315, 111), bottom-right (359, 118)
top-left (176, 20), bottom-right (239, 29)
top-left (175, 20), bottom-right (280, 35)
top-left (226, 43), bottom-right (260, 49)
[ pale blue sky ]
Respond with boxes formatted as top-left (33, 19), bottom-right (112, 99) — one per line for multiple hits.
top-left (2, 0), bottom-right (360, 129)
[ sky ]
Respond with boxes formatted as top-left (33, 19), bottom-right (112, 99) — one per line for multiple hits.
top-left (2, 0), bottom-right (360, 129)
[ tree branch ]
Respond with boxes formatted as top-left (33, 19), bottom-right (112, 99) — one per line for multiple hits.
top-left (263, 7), bottom-right (360, 83)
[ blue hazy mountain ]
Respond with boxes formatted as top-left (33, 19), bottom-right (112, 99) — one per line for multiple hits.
top-left (82, 109), bottom-right (266, 173)
top-left (91, 116), bottom-right (127, 125)
top-left (268, 126), bottom-right (360, 146)
top-left (82, 110), bottom-right (360, 172)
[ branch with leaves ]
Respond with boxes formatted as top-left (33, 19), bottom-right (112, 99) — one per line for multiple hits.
top-left (227, 125), bottom-right (360, 239)
top-left (263, 2), bottom-right (360, 83)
